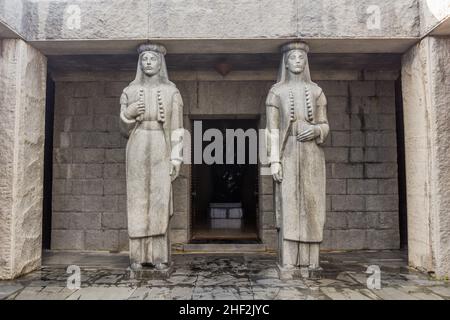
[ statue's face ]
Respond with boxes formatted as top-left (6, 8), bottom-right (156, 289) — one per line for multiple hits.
top-left (140, 52), bottom-right (161, 76)
top-left (286, 50), bottom-right (307, 74)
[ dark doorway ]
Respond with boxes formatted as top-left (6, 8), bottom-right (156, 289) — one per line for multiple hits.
top-left (191, 119), bottom-right (259, 242)
top-left (42, 74), bottom-right (55, 249)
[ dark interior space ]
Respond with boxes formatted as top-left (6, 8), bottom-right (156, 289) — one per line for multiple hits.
top-left (42, 74), bottom-right (55, 249)
top-left (395, 76), bottom-right (408, 249)
top-left (191, 119), bottom-right (259, 242)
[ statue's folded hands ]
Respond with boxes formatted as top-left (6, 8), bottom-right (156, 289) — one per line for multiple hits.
top-left (297, 125), bottom-right (321, 142)
top-left (124, 101), bottom-right (145, 120)
top-left (170, 159), bottom-right (182, 182)
top-left (270, 162), bottom-right (283, 183)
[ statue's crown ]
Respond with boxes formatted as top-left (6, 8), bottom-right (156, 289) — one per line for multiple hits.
top-left (137, 43), bottom-right (167, 56)
top-left (281, 41), bottom-right (309, 54)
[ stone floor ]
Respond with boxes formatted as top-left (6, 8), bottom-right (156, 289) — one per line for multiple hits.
top-left (1, 250), bottom-right (449, 300)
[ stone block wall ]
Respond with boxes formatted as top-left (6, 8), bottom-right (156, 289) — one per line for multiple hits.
top-left (318, 80), bottom-right (400, 250)
top-left (51, 75), bottom-right (400, 251)
top-left (51, 81), bottom-right (128, 251)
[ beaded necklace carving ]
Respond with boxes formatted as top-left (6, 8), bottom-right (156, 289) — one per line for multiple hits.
top-left (157, 90), bottom-right (165, 123)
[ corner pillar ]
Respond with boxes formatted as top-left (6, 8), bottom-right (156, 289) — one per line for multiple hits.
top-left (401, 36), bottom-right (450, 278)
top-left (0, 39), bottom-right (47, 279)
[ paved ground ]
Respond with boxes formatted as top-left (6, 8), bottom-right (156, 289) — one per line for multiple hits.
top-left (1, 250), bottom-right (449, 300)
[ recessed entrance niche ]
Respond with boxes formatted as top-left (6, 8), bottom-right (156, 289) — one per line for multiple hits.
top-left (191, 119), bottom-right (259, 243)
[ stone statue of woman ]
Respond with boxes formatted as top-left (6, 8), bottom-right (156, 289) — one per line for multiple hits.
top-left (119, 43), bottom-right (184, 272)
top-left (266, 42), bottom-right (329, 279)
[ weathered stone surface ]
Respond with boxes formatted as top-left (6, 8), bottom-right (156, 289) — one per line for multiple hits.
top-left (17, 0), bottom-right (420, 41)
top-left (401, 36), bottom-right (450, 277)
top-left (298, 0), bottom-right (419, 38)
top-left (0, 0), bottom-right (25, 38)
top-left (24, 0), bottom-right (148, 41)
top-left (0, 39), bottom-right (47, 280)
top-left (149, 0), bottom-right (297, 39)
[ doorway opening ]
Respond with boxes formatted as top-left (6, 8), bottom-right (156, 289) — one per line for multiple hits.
top-left (190, 119), bottom-right (260, 243)
top-left (42, 74), bottom-right (55, 249)
top-left (395, 77), bottom-right (408, 249)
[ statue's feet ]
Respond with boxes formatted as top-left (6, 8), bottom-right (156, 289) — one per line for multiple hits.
top-left (308, 264), bottom-right (321, 271)
top-left (307, 265), bottom-right (323, 279)
top-left (142, 263), bottom-right (154, 268)
top-left (155, 263), bottom-right (169, 270)
top-left (282, 264), bottom-right (297, 270)
top-left (130, 262), bottom-right (143, 271)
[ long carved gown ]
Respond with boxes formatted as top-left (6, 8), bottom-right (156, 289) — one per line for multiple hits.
top-left (120, 83), bottom-right (183, 266)
top-left (266, 81), bottom-right (329, 265)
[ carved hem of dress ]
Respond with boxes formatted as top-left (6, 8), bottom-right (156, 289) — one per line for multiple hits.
top-left (283, 237), bottom-right (323, 243)
top-left (128, 226), bottom-right (168, 239)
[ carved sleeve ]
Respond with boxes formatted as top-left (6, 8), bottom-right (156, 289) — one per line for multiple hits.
top-left (170, 90), bottom-right (184, 163)
top-left (266, 89), bottom-right (281, 164)
top-left (315, 89), bottom-right (329, 145)
top-left (119, 91), bottom-right (136, 138)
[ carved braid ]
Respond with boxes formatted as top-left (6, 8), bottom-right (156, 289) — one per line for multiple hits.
top-left (305, 84), bottom-right (314, 122)
top-left (288, 89), bottom-right (295, 122)
top-left (136, 89), bottom-right (145, 122)
top-left (157, 90), bottom-right (165, 123)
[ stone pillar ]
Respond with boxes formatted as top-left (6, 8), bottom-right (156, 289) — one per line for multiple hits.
top-left (0, 39), bottom-right (47, 279)
top-left (401, 36), bottom-right (450, 278)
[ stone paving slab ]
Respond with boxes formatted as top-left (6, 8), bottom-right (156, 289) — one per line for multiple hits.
top-left (0, 250), bottom-right (449, 300)
top-left (0, 285), bottom-right (23, 300)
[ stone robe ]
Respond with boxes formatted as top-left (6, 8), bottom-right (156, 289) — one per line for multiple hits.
top-left (119, 82), bottom-right (183, 263)
top-left (266, 81), bottom-right (329, 243)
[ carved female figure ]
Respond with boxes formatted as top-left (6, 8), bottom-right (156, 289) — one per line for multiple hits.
top-left (266, 42), bottom-right (329, 278)
top-left (119, 44), bottom-right (184, 271)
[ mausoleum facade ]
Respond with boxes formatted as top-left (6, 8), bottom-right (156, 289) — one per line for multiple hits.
top-left (0, 0), bottom-right (449, 279)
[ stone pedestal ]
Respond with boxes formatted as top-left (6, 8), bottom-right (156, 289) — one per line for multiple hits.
top-left (402, 36), bottom-right (450, 278)
top-left (0, 39), bottom-right (47, 280)
top-left (126, 263), bottom-right (174, 280)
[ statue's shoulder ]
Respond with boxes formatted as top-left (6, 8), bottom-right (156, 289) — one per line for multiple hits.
top-left (121, 85), bottom-right (130, 95)
top-left (160, 82), bottom-right (180, 95)
top-left (122, 84), bottom-right (138, 97)
top-left (309, 81), bottom-right (324, 97)
top-left (269, 82), bottom-right (284, 96)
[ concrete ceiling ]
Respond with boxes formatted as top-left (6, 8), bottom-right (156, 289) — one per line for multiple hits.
top-left (31, 38), bottom-right (419, 56)
top-left (430, 17), bottom-right (450, 36)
